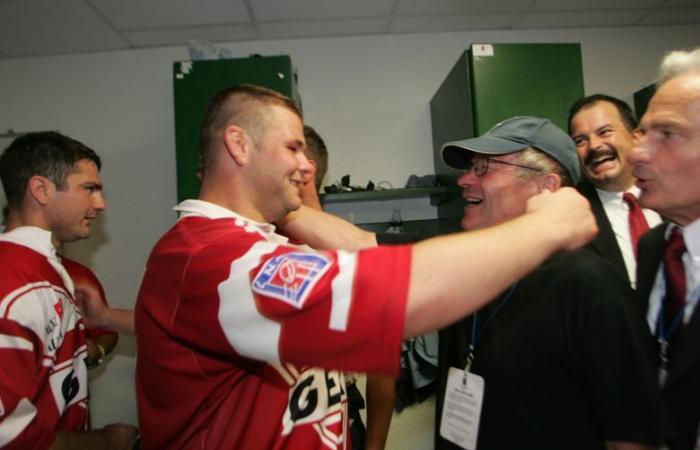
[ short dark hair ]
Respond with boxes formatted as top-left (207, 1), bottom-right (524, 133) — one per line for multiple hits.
top-left (0, 132), bottom-right (101, 208)
top-left (567, 94), bottom-right (637, 134)
top-left (199, 84), bottom-right (303, 174)
top-left (303, 125), bottom-right (329, 191)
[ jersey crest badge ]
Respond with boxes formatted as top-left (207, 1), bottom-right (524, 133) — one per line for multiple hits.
top-left (53, 300), bottom-right (63, 319)
top-left (252, 252), bottom-right (330, 308)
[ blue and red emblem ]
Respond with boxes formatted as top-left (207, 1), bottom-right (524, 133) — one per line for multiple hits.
top-left (252, 252), bottom-right (331, 308)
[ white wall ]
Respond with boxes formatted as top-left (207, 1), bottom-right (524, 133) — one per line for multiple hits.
top-left (0, 25), bottom-right (698, 447)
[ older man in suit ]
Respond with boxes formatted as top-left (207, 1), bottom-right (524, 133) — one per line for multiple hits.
top-left (569, 94), bottom-right (662, 287)
top-left (630, 47), bottom-right (700, 450)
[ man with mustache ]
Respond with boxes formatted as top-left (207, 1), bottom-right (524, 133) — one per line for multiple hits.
top-left (569, 94), bottom-right (662, 287)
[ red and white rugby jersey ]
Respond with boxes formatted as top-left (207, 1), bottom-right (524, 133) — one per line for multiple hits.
top-left (0, 227), bottom-right (88, 450)
top-left (61, 257), bottom-right (118, 342)
top-left (135, 200), bottom-right (411, 450)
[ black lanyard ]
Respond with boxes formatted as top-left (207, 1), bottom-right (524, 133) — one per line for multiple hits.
top-left (656, 293), bottom-right (687, 385)
top-left (463, 283), bottom-right (517, 373)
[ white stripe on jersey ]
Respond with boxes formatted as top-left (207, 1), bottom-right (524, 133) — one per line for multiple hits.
top-left (51, 352), bottom-right (84, 373)
top-left (329, 251), bottom-right (357, 332)
top-left (0, 334), bottom-right (33, 352)
top-left (218, 241), bottom-right (283, 362)
top-left (314, 410), bottom-right (344, 450)
top-left (0, 281), bottom-right (53, 315)
top-left (0, 398), bottom-right (37, 447)
top-left (0, 284), bottom-right (71, 349)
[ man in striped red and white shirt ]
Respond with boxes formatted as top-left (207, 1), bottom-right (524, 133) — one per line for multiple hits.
top-left (133, 84), bottom-right (598, 450)
top-left (0, 132), bottom-right (137, 450)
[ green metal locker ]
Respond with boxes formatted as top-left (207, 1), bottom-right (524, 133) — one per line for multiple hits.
top-left (173, 55), bottom-right (300, 201)
top-left (430, 43), bottom-right (585, 231)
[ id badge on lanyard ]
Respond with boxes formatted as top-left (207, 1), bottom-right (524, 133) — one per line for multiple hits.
top-left (439, 284), bottom-right (516, 449)
top-left (440, 366), bottom-right (484, 449)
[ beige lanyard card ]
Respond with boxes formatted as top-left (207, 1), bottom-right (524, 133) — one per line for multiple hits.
top-left (439, 367), bottom-right (484, 450)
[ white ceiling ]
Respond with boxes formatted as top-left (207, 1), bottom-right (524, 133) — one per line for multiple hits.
top-left (0, 0), bottom-right (698, 58)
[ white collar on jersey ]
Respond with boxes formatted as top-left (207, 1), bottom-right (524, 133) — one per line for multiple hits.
top-left (0, 226), bottom-right (58, 259)
top-left (173, 199), bottom-right (283, 240)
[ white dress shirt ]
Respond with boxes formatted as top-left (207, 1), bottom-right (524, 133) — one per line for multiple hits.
top-left (646, 218), bottom-right (700, 333)
top-left (597, 186), bottom-right (662, 287)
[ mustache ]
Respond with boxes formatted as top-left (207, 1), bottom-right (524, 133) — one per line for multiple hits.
top-left (584, 148), bottom-right (617, 166)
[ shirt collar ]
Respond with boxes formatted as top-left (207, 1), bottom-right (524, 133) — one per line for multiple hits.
top-left (0, 226), bottom-right (58, 259)
top-left (173, 199), bottom-right (282, 240)
top-left (595, 186), bottom-right (642, 205)
top-left (674, 218), bottom-right (700, 268)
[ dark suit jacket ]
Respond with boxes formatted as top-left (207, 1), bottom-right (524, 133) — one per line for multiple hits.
top-left (638, 225), bottom-right (700, 450)
top-left (577, 180), bottom-right (629, 283)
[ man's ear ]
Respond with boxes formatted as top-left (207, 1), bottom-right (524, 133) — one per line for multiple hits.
top-left (538, 173), bottom-right (563, 192)
top-left (27, 175), bottom-right (54, 206)
top-left (223, 125), bottom-right (251, 166)
top-left (301, 160), bottom-right (317, 184)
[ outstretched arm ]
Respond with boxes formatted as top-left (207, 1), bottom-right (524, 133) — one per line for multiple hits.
top-left (404, 187), bottom-right (596, 337)
top-left (278, 204), bottom-right (377, 251)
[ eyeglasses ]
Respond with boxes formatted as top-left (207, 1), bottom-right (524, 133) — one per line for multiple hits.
top-left (466, 157), bottom-right (544, 177)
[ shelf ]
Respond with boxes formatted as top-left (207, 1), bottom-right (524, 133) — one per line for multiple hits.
top-left (320, 186), bottom-right (454, 205)
top-left (357, 218), bottom-right (462, 239)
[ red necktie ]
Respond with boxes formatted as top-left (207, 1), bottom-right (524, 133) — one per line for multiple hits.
top-left (623, 192), bottom-right (650, 258)
top-left (663, 227), bottom-right (687, 336)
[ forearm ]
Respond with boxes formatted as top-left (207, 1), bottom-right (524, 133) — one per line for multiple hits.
top-left (278, 205), bottom-right (377, 251)
top-left (89, 308), bottom-right (134, 336)
top-left (405, 208), bottom-right (589, 337)
top-left (101, 308), bottom-right (135, 335)
top-left (365, 375), bottom-right (396, 450)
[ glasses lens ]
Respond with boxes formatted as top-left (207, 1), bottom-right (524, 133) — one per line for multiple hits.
top-left (473, 158), bottom-right (487, 176)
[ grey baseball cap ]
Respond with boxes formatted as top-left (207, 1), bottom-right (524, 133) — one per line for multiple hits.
top-left (441, 116), bottom-right (581, 185)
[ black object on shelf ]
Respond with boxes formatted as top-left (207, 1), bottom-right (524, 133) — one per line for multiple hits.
top-left (357, 219), bottom-right (460, 239)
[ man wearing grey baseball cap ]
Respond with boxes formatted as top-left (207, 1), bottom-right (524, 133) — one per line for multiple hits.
top-left (436, 116), bottom-right (672, 450)
top-left (442, 116), bottom-right (581, 185)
